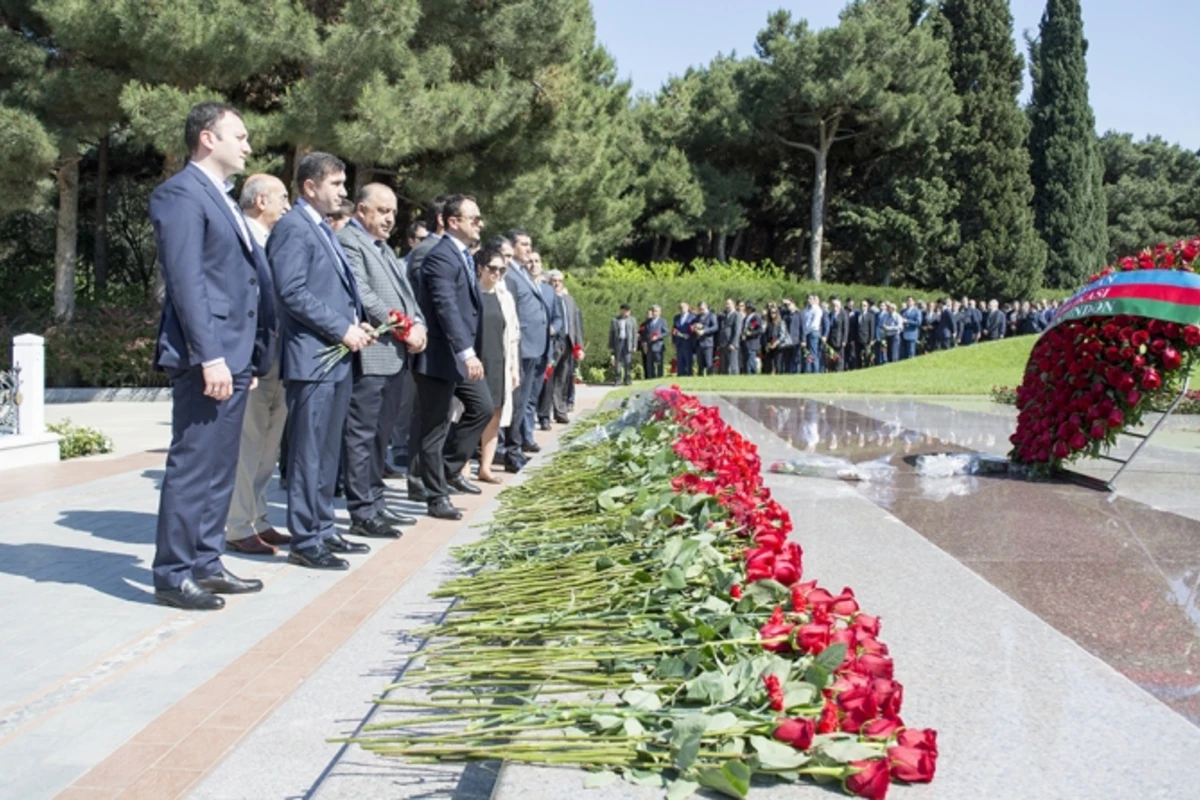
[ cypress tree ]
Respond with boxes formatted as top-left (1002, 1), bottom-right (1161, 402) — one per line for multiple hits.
top-left (936, 0), bottom-right (1046, 299)
top-left (1027, 0), bottom-right (1108, 288)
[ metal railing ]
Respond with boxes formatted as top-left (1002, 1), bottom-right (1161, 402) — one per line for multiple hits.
top-left (0, 364), bottom-right (20, 435)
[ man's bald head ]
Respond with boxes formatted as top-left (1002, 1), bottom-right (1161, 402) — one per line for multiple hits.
top-left (355, 182), bottom-right (397, 241)
top-left (239, 173), bottom-right (289, 229)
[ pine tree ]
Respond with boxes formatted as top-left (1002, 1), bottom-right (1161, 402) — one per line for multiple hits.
top-left (936, 0), bottom-right (1046, 299)
top-left (747, 0), bottom-right (956, 281)
top-left (1027, 0), bottom-right (1108, 288)
top-left (1100, 133), bottom-right (1200, 260)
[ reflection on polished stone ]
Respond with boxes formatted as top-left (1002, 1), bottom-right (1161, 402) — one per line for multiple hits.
top-left (727, 394), bottom-right (1200, 728)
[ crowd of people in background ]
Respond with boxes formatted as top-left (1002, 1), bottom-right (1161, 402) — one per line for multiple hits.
top-left (611, 294), bottom-right (1062, 382)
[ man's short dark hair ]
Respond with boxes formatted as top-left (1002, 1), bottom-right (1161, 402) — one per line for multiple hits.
top-left (443, 194), bottom-right (477, 222)
top-left (296, 152), bottom-right (346, 192)
top-left (185, 102), bottom-right (241, 154)
top-left (407, 220), bottom-right (428, 239)
top-left (620, 303), bottom-right (631, 311)
top-left (425, 195), bottom-right (449, 231)
top-left (485, 235), bottom-right (512, 251)
top-left (506, 228), bottom-right (529, 243)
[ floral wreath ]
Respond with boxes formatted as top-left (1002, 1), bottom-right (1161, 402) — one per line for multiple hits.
top-left (1009, 238), bottom-right (1200, 472)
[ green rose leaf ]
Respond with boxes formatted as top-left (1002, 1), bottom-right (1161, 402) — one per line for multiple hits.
top-left (749, 735), bottom-right (811, 770)
top-left (662, 567), bottom-right (688, 590)
top-left (666, 778), bottom-right (700, 800)
top-left (813, 643), bottom-right (847, 673)
top-left (815, 736), bottom-right (884, 763)
top-left (622, 688), bottom-right (663, 712)
top-left (697, 761), bottom-right (752, 799)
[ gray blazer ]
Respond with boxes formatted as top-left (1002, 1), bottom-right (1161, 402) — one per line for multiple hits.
top-left (338, 220), bottom-right (424, 377)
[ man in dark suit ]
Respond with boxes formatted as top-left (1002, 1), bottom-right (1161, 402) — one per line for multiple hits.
top-left (717, 298), bottom-right (742, 375)
top-left (411, 195), bottom-right (495, 520)
top-left (692, 302), bottom-right (718, 376)
top-left (148, 103), bottom-right (275, 611)
top-left (672, 302), bottom-right (695, 377)
top-left (338, 184), bottom-right (427, 540)
top-left (533, 251), bottom-right (562, 431)
top-left (826, 298), bottom-right (849, 372)
top-left (853, 299), bottom-right (876, 369)
top-left (503, 229), bottom-right (550, 455)
top-left (741, 302), bottom-right (762, 374)
top-left (982, 299), bottom-right (1007, 341)
top-left (547, 270), bottom-right (584, 416)
top-left (609, 304), bottom-right (637, 385)
top-left (640, 305), bottom-right (667, 378)
top-left (269, 152), bottom-right (374, 571)
top-left (936, 297), bottom-right (957, 350)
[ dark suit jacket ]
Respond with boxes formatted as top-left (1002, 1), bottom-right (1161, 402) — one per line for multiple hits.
top-left (937, 308), bottom-right (957, 341)
top-left (149, 163), bottom-right (274, 377)
top-left (640, 317), bottom-right (667, 353)
top-left (693, 312), bottom-right (718, 349)
top-left (561, 293), bottom-right (585, 348)
top-left (827, 310), bottom-right (849, 349)
top-left (984, 309), bottom-right (1007, 339)
top-left (609, 315), bottom-right (637, 357)
top-left (718, 311), bottom-right (743, 349)
top-left (854, 310), bottom-right (877, 345)
top-left (742, 313), bottom-right (763, 350)
top-left (268, 201), bottom-right (363, 383)
top-left (414, 235), bottom-right (480, 383)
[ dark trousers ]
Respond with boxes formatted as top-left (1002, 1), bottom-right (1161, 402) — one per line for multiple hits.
top-left (388, 369), bottom-right (417, 468)
top-left (615, 350), bottom-right (633, 385)
top-left (153, 366), bottom-right (251, 589)
top-left (343, 371), bottom-right (404, 520)
top-left (285, 376), bottom-right (352, 551)
top-left (696, 344), bottom-right (715, 375)
top-left (829, 344), bottom-right (846, 371)
top-left (644, 349), bottom-right (663, 379)
top-left (505, 356), bottom-right (541, 450)
top-left (414, 372), bottom-right (494, 502)
top-left (543, 343), bottom-right (571, 420)
top-left (676, 342), bottom-right (694, 376)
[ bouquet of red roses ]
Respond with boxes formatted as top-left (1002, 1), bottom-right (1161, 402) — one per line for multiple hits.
top-left (572, 343), bottom-right (584, 360)
top-left (317, 309), bottom-right (414, 374)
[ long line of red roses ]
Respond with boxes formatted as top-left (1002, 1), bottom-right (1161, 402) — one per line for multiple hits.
top-left (1010, 238), bottom-right (1200, 470)
top-left (654, 386), bottom-right (936, 799)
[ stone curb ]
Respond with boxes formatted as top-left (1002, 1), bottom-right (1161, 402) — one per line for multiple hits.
top-left (46, 387), bottom-right (172, 403)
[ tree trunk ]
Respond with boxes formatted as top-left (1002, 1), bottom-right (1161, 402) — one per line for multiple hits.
top-left (353, 162), bottom-right (372, 197)
top-left (661, 236), bottom-right (673, 261)
top-left (716, 232), bottom-right (728, 263)
top-left (731, 228), bottom-right (745, 260)
top-left (94, 133), bottom-right (109, 295)
top-left (54, 150), bottom-right (80, 323)
top-left (809, 144), bottom-right (828, 283)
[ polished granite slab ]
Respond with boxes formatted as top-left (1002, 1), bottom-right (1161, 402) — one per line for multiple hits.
top-left (726, 395), bottom-right (1200, 729)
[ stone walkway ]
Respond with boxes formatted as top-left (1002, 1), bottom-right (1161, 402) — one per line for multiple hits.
top-left (5, 387), bottom-right (1200, 800)
top-left (0, 386), bottom-right (608, 800)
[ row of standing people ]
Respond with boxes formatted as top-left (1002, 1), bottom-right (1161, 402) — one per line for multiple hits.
top-left (613, 294), bottom-right (1059, 380)
top-left (149, 102), bottom-right (584, 612)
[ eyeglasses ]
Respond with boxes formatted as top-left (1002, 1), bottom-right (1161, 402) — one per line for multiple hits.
top-left (485, 264), bottom-right (507, 275)
top-left (452, 215), bottom-right (484, 224)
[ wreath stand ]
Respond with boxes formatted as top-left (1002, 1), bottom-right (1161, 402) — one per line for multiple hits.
top-left (1078, 377), bottom-right (1192, 492)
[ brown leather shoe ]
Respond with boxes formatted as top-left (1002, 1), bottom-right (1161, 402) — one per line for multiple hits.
top-left (258, 528), bottom-right (292, 547)
top-left (227, 534), bottom-right (277, 556)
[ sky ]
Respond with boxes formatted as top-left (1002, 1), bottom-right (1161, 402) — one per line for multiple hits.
top-left (592, 0), bottom-right (1200, 150)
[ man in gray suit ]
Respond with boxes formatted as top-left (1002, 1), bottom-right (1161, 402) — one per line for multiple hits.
top-left (384, 218), bottom-right (429, 476)
top-left (503, 229), bottom-right (550, 458)
top-left (718, 298), bottom-right (743, 374)
top-left (338, 184), bottom-right (427, 539)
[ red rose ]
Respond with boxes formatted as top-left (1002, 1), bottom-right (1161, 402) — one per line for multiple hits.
top-left (1119, 327), bottom-right (1134, 343)
top-left (854, 613), bottom-right (881, 637)
top-left (857, 653), bottom-right (894, 679)
top-left (1131, 329), bottom-right (1150, 348)
top-left (888, 745), bottom-right (937, 783)
top-left (1184, 325), bottom-right (1200, 346)
top-left (760, 607), bottom-right (795, 653)
top-left (862, 716), bottom-right (904, 740)
top-left (1052, 441), bottom-right (1069, 459)
top-left (1108, 409), bottom-right (1124, 428)
top-left (1162, 347), bottom-right (1182, 370)
top-left (729, 584), bottom-right (743, 600)
top-left (1069, 432), bottom-right (1087, 450)
top-left (1101, 323), bottom-right (1119, 339)
top-left (797, 621), bottom-right (832, 654)
top-left (773, 717), bottom-right (815, 750)
top-left (817, 700), bottom-right (840, 733)
top-left (1090, 422), bottom-right (1107, 439)
top-left (845, 759), bottom-right (891, 799)
top-left (1151, 338), bottom-right (1167, 354)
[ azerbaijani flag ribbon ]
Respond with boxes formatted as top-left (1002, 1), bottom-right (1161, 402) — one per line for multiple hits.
top-left (1048, 269), bottom-right (1200, 331)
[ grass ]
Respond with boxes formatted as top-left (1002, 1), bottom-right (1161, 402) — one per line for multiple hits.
top-left (606, 336), bottom-right (1037, 399)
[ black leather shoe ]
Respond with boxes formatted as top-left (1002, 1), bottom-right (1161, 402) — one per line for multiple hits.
top-left (349, 516), bottom-right (402, 538)
top-left (554, 416), bottom-right (569, 424)
top-left (447, 475), bottom-right (482, 495)
top-left (522, 442), bottom-right (542, 454)
top-left (155, 578), bottom-right (225, 610)
top-left (195, 568), bottom-right (264, 595)
top-left (539, 420), bottom-right (552, 431)
top-left (504, 458), bottom-right (524, 474)
top-left (408, 482), bottom-right (430, 503)
top-left (288, 545), bottom-right (349, 570)
top-left (326, 532), bottom-right (371, 554)
top-left (428, 497), bottom-right (463, 520)
top-left (379, 508), bottom-right (418, 526)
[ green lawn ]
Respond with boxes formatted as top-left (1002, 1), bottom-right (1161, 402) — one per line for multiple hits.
top-left (611, 336), bottom-right (1036, 397)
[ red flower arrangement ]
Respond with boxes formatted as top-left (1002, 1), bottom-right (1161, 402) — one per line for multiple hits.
top-left (655, 386), bottom-right (938, 798)
top-left (1009, 238), bottom-right (1200, 472)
